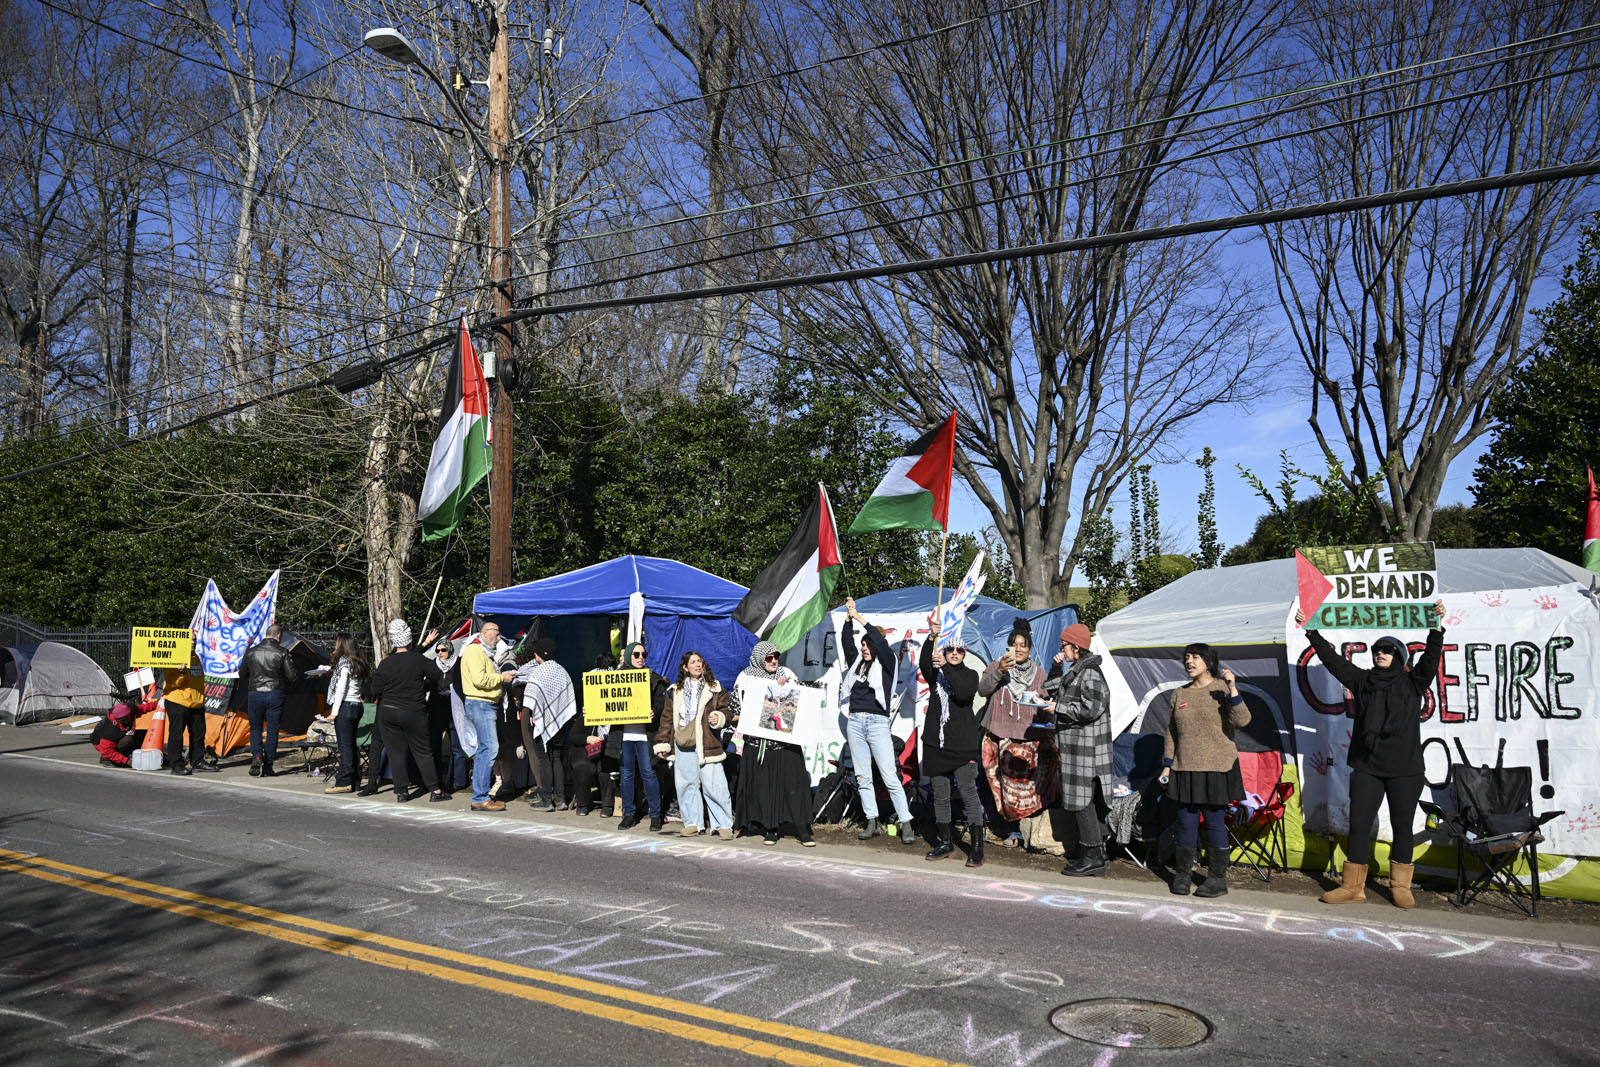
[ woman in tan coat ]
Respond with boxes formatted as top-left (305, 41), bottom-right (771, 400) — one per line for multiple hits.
top-left (654, 652), bottom-right (735, 837)
top-left (1159, 643), bottom-right (1249, 898)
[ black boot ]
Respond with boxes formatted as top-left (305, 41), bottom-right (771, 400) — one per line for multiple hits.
top-left (1195, 849), bottom-right (1230, 898)
top-left (1169, 846), bottom-right (1196, 896)
top-left (965, 826), bottom-right (985, 867)
top-left (857, 818), bottom-right (880, 840)
top-left (925, 823), bottom-right (954, 861)
top-left (1063, 843), bottom-right (1108, 877)
top-left (259, 761), bottom-right (275, 778)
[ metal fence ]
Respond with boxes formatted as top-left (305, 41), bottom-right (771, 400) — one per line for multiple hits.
top-left (0, 615), bottom-right (343, 680)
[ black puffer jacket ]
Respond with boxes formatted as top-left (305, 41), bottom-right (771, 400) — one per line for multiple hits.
top-left (241, 638), bottom-right (301, 692)
top-left (1306, 627), bottom-right (1444, 778)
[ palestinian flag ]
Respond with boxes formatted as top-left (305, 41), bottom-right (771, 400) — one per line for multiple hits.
top-left (418, 317), bottom-right (491, 542)
top-left (847, 412), bottom-right (957, 534)
top-left (734, 484), bottom-right (843, 652)
top-left (1585, 464), bottom-right (1600, 574)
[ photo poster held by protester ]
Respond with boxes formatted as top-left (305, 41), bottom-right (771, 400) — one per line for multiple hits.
top-left (733, 677), bottom-right (824, 747)
top-left (581, 668), bottom-right (653, 726)
top-left (1288, 568), bottom-right (1600, 863)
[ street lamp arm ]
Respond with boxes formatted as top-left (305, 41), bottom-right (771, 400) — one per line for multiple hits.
top-left (364, 27), bottom-right (495, 163)
top-left (413, 63), bottom-right (496, 163)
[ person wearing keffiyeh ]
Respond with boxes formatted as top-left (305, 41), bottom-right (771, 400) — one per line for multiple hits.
top-left (732, 641), bottom-right (816, 847)
top-left (917, 618), bottom-right (986, 866)
top-left (520, 638), bottom-right (578, 811)
top-left (653, 651), bottom-right (734, 837)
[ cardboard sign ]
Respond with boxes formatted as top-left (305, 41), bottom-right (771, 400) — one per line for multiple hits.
top-left (581, 669), bottom-right (653, 725)
top-left (1296, 542), bottom-right (1437, 629)
top-left (130, 627), bottom-right (194, 668)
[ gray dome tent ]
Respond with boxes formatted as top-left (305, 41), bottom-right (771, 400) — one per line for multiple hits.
top-left (0, 642), bottom-right (120, 725)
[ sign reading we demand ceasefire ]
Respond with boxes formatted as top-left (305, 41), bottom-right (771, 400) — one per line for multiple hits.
top-left (1296, 542), bottom-right (1437, 629)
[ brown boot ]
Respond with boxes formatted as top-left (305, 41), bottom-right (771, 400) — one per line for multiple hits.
top-left (1321, 861), bottom-right (1368, 904)
top-left (1389, 862), bottom-right (1415, 908)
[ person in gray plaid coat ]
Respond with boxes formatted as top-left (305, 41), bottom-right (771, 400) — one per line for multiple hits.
top-left (1045, 623), bottom-right (1114, 877)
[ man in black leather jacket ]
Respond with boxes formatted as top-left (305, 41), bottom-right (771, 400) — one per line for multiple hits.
top-left (241, 624), bottom-right (301, 777)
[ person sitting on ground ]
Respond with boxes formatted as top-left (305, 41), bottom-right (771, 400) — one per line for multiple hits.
top-left (840, 598), bottom-right (916, 844)
top-left (91, 702), bottom-right (140, 766)
top-left (1045, 623), bottom-right (1114, 878)
top-left (733, 641), bottom-right (815, 847)
top-left (1159, 643), bottom-right (1250, 899)
top-left (365, 619), bottom-right (449, 804)
top-left (655, 651), bottom-right (735, 838)
top-left (919, 618), bottom-right (986, 866)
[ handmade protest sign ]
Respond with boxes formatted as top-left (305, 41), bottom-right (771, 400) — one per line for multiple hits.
top-left (581, 669), bottom-right (653, 725)
top-left (130, 627), bottom-right (194, 668)
top-left (1295, 542), bottom-right (1437, 630)
top-left (734, 678), bottom-right (824, 747)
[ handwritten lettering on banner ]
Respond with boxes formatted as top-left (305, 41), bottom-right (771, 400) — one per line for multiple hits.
top-left (1298, 542), bottom-right (1438, 630)
top-left (581, 669), bottom-right (653, 726)
top-left (1289, 582), bottom-right (1600, 856)
top-left (130, 626), bottom-right (194, 669)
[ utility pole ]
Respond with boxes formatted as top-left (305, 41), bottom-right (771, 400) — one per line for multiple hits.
top-left (487, 0), bottom-right (515, 590)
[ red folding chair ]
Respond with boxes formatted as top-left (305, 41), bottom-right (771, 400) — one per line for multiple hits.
top-left (1227, 749), bottom-right (1295, 883)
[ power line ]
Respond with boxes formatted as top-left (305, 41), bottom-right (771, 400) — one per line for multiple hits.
top-left (6, 157), bottom-right (1595, 484)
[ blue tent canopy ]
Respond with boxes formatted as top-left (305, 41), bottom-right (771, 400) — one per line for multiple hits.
top-left (472, 556), bottom-right (757, 684)
top-left (851, 585), bottom-right (1078, 661)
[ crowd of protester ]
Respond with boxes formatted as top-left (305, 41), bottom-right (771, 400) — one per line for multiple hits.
top-left (90, 597), bottom-right (1447, 903)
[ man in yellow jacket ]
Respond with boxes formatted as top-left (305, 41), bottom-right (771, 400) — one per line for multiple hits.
top-left (164, 650), bottom-right (215, 775)
top-left (459, 622), bottom-right (515, 811)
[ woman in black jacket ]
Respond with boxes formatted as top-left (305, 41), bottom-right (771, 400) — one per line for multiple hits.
top-left (1298, 597), bottom-right (1446, 909)
top-left (918, 622), bottom-right (986, 866)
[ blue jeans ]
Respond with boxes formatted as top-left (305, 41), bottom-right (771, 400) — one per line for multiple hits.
top-left (463, 699), bottom-right (500, 805)
top-left (620, 738), bottom-right (661, 818)
top-left (846, 712), bottom-right (912, 823)
top-left (248, 690), bottom-right (284, 763)
top-left (674, 750), bottom-right (732, 830)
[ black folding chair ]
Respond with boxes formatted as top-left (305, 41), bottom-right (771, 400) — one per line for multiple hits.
top-left (1419, 739), bottom-right (1563, 918)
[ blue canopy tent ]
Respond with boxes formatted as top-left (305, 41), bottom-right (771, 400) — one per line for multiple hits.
top-left (472, 556), bottom-right (758, 685)
top-left (854, 585), bottom-right (1077, 660)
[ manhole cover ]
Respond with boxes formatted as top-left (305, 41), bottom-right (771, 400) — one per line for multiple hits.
top-left (1048, 998), bottom-right (1213, 1049)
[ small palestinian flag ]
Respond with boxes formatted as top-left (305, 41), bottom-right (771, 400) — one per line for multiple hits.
top-left (418, 317), bottom-right (491, 542)
top-left (847, 412), bottom-right (957, 534)
top-left (1585, 464), bottom-right (1600, 574)
top-left (734, 484), bottom-right (843, 652)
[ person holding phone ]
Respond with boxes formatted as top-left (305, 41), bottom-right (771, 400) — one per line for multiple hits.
top-left (1298, 598), bottom-right (1446, 909)
top-left (1159, 643), bottom-right (1249, 897)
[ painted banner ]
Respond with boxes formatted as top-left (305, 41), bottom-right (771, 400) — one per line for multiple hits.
top-left (733, 678), bottom-right (825, 747)
top-left (581, 669), bottom-right (653, 726)
top-left (189, 571), bottom-right (280, 679)
top-left (130, 627), bottom-right (194, 669)
top-left (1289, 582), bottom-right (1600, 857)
top-left (1296, 542), bottom-right (1437, 630)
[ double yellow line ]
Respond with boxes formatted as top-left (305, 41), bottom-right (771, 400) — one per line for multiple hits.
top-left (0, 847), bottom-right (973, 1067)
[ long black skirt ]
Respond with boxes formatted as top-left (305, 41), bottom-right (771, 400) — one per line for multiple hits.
top-left (736, 738), bottom-right (812, 831)
top-left (1166, 761), bottom-right (1245, 807)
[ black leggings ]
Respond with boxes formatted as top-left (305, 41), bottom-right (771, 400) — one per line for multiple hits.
top-left (1347, 769), bottom-right (1426, 865)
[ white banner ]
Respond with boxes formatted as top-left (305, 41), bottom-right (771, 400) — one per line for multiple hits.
top-left (1289, 583), bottom-right (1600, 856)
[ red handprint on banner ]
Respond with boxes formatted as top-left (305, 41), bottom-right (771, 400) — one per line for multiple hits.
top-left (1309, 751), bottom-right (1331, 776)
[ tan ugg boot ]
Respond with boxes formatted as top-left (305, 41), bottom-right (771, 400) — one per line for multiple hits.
top-left (1389, 862), bottom-right (1416, 908)
top-left (1320, 861), bottom-right (1368, 904)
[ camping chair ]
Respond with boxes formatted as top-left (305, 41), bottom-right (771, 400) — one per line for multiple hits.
top-left (1106, 733), bottom-right (1165, 869)
top-left (1418, 739), bottom-right (1563, 918)
top-left (1227, 750), bottom-right (1295, 883)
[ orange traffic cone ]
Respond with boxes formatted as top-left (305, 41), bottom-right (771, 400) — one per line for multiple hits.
top-left (131, 709), bottom-right (167, 770)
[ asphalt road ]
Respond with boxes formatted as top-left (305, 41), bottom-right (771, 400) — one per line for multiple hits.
top-left (3, 740), bottom-right (1598, 1067)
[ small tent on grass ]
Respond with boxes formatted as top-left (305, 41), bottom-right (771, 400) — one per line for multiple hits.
top-left (1096, 548), bottom-right (1600, 901)
top-left (472, 556), bottom-right (758, 689)
top-left (0, 642), bottom-right (119, 725)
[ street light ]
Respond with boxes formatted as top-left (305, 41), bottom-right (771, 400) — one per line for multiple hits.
top-left (363, 18), bottom-right (517, 592)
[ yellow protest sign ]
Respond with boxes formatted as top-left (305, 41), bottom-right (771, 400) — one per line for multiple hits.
top-left (131, 627), bottom-right (194, 669)
top-left (581, 668), bottom-right (653, 725)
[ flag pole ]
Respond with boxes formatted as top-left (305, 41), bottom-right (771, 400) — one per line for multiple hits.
top-left (934, 528), bottom-right (949, 627)
top-left (419, 534), bottom-right (456, 639)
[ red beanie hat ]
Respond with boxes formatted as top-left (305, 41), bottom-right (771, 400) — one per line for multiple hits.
top-left (109, 703), bottom-right (135, 721)
top-left (1060, 623), bottom-right (1092, 651)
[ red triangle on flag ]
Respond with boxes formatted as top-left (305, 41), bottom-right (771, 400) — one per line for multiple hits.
top-left (1295, 551), bottom-right (1334, 627)
top-left (905, 412), bottom-right (957, 530)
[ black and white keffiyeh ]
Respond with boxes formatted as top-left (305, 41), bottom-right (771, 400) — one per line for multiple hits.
top-left (521, 659), bottom-right (577, 741)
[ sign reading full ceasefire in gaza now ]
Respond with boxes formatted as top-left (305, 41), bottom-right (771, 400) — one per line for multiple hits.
top-left (1295, 542), bottom-right (1437, 630)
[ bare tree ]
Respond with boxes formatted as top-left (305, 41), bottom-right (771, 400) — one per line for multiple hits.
top-left (742, 0), bottom-right (1278, 605)
top-left (1236, 0), bottom-right (1600, 540)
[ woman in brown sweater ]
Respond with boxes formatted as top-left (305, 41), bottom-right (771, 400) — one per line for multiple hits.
top-left (1159, 643), bottom-right (1250, 898)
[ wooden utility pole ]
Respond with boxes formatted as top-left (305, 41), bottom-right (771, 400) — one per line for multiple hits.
top-left (487, 0), bottom-right (515, 590)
